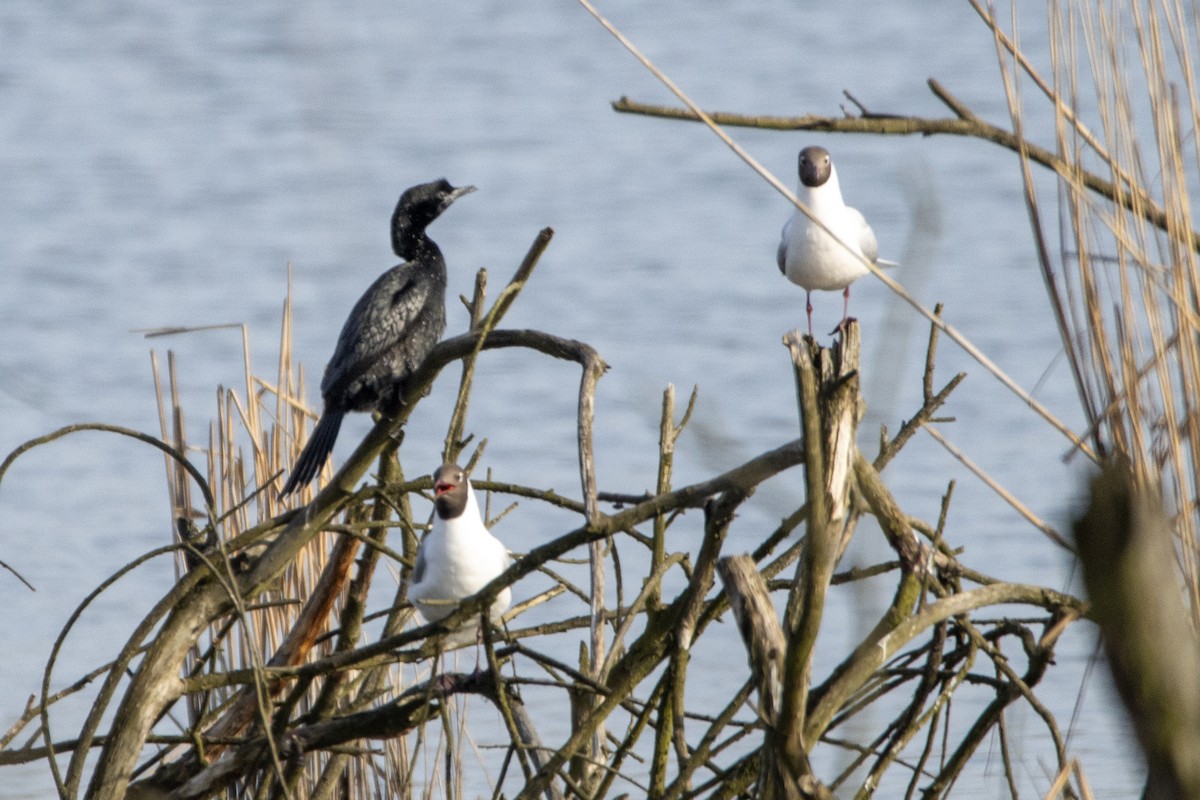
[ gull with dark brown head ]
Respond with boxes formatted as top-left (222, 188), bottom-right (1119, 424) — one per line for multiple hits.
top-left (409, 463), bottom-right (512, 631)
top-left (777, 146), bottom-right (890, 335)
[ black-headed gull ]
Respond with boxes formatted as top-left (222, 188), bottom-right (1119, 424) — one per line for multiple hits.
top-left (410, 463), bottom-right (512, 629)
top-left (777, 146), bottom-right (888, 335)
top-left (281, 180), bottom-right (476, 496)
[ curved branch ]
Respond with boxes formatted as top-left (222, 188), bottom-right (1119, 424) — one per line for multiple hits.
top-left (804, 582), bottom-right (1084, 745)
top-left (0, 422), bottom-right (216, 518)
top-left (46, 544), bottom-right (180, 796)
top-left (313, 328), bottom-right (608, 505)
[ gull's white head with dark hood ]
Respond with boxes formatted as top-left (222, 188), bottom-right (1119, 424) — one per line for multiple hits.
top-left (409, 463), bottom-right (512, 628)
top-left (777, 146), bottom-right (892, 335)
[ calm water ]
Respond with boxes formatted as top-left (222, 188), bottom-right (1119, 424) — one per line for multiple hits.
top-left (0, 1), bottom-right (1140, 796)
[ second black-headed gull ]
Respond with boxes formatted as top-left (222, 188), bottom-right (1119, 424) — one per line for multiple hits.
top-left (776, 146), bottom-right (888, 336)
top-left (280, 180), bottom-right (476, 496)
top-left (410, 463), bottom-right (512, 630)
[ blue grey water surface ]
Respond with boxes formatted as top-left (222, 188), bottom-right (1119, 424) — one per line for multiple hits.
top-left (0, 1), bottom-right (1141, 796)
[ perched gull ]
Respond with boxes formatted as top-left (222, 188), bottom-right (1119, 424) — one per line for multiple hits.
top-left (280, 179), bottom-right (476, 496)
top-left (410, 463), bottom-right (512, 631)
top-left (776, 146), bottom-right (888, 335)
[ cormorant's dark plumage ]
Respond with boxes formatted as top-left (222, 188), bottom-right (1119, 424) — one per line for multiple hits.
top-left (280, 179), bottom-right (476, 496)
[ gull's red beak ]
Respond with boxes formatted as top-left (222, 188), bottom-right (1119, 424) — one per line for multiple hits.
top-left (434, 481), bottom-right (453, 496)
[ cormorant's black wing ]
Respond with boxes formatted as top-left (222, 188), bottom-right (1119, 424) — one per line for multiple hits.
top-left (320, 261), bottom-right (438, 399)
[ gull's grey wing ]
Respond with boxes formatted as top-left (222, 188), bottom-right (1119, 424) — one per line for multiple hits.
top-left (848, 207), bottom-right (879, 264)
top-left (776, 217), bottom-right (793, 275)
top-left (412, 538), bottom-right (427, 586)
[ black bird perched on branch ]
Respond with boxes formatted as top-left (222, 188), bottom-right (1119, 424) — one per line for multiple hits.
top-left (280, 179), bottom-right (476, 496)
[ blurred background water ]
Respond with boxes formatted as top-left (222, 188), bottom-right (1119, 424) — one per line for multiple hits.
top-left (0, 1), bottom-right (1142, 796)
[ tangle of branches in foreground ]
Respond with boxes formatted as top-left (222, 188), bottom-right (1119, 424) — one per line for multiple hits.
top-left (1, 229), bottom-right (1089, 798)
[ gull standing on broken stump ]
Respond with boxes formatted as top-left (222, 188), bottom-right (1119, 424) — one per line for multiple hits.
top-left (409, 463), bottom-right (512, 631)
top-left (776, 145), bottom-right (889, 335)
top-left (279, 179), bottom-right (476, 496)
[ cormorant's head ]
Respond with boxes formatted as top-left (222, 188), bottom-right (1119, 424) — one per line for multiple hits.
top-left (798, 146), bottom-right (833, 188)
top-left (391, 179), bottom-right (477, 259)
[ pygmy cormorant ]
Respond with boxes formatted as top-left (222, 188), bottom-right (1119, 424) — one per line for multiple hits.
top-left (280, 179), bottom-right (476, 495)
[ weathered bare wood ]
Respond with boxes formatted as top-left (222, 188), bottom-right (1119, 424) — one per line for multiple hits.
top-left (161, 670), bottom-right (527, 800)
top-left (777, 325), bottom-right (863, 782)
top-left (515, 488), bottom-right (746, 800)
top-left (717, 556), bottom-right (786, 719)
top-left (648, 387), bottom-right (682, 797)
top-left (716, 555), bottom-right (803, 799)
top-left (854, 454), bottom-right (924, 572)
top-left (1074, 463), bottom-right (1200, 800)
top-left (822, 324), bottom-right (861, 530)
top-left (804, 582), bottom-right (1083, 747)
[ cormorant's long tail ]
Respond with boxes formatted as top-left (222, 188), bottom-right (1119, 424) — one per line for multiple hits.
top-left (280, 409), bottom-right (344, 496)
